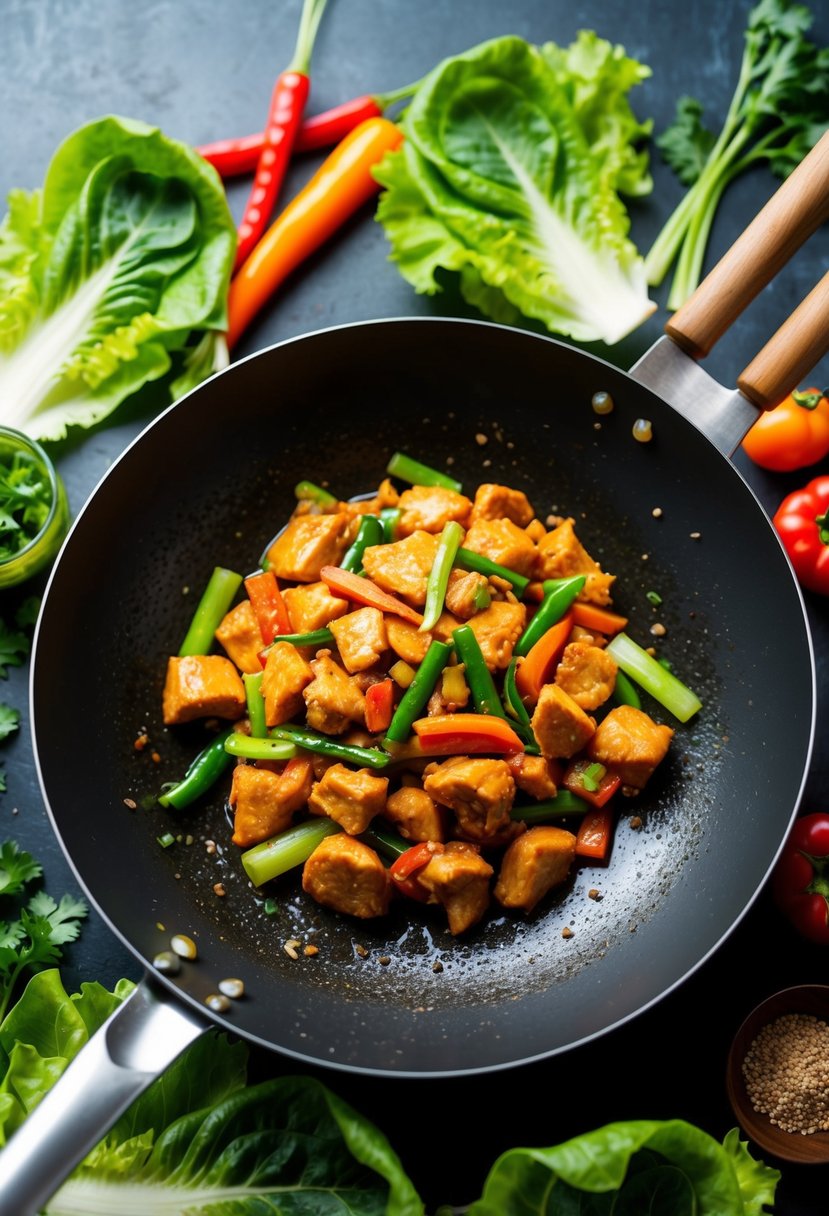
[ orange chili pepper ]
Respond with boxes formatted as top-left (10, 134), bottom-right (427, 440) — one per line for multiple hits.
top-left (513, 612), bottom-right (573, 703)
top-left (227, 116), bottom-right (404, 346)
top-left (412, 713), bottom-right (524, 755)
top-left (319, 565), bottom-right (423, 625)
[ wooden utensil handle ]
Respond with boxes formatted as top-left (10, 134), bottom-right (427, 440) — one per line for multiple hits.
top-left (666, 130), bottom-right (829, 361)
top-left (737, 271), bottom-right (829, 409)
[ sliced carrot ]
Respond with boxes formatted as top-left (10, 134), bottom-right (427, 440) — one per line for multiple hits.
top-left (244, 570), bottom-right (292, 642)
top-left (571, 602), bottom-right (628, 635)
top-left (412, 713), bottom-right (524, 755)
top-left (365, 678), bottom-right (394, 733)
top-left (513, 612), bottom-right (573, 703)
top-left (319, 565), bottom-right (423, 625)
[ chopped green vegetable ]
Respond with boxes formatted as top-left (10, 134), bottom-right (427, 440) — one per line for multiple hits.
top-left (0, 449), bottom-right (53, 561)
top-left (0, 614), bottom-right (30, 678)
top-left (384, 639), bottom-right (454, 745)
top-left (294, 479), bottom-right (338, 507)
top-left (455, 547), bottom-right (529, 596)
top-left (266, 627), bottom-right (334, 650)
top-left (224, 734), bottom-right (297, 761)
top-left (340, 512), bottom-right (384, 574)
top-left (157, 832), bottom-right (176, 849)
top-left (514, 576), bottom-right (585, 656)
top-left (511, 791), bottom-right (589, 820)
top-left (242, 818), bottom-right (340, 886)
top-left (646, 590), bottom-right (663, 606)
top-left (178, 565), bottom-right (242, 656)
top-left (646, 0), bottom-right (829, 307)
top-left (375, 33), bottom-right (655, 345)
top-left (386, 451), bottom-right (463, 492)
top-left (606, 632), bottom-right (702, 722)
top-left (613, 668), bottom-right (642, 709)
top-left (243, 671), bottom-right (267, 738)
top-left (269, 723), bottom-right (393, 769)
top-left (360, 824), bottom-right (411, 861)
top-left (0, 116), bottom-right (235, 442)
top-left (450, 626), bottom-right (507, 720)
top-left (421, 519), bottom-right (464, 631)
top-left (157, 726), bottom-right (235, 809)
top-left (380, 506), bottom-right (402, 541)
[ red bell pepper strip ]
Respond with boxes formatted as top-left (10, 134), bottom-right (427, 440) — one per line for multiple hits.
top-left (772, 474), bottom-right (829, 596)
top-left (244, 570), bottom-right (292, 643)
top-left (772, 812), bottom-right (829, 944)
top-left (513, 612), bottom-right (573, 703)
top-left (233, 0), bottom-right (328, 273)
top-left (365, 678), bottom-right (394, 734)
top-left (412, 714), bottom-right (524, 755)
top-left (319, 564), bottom-right (423, 625)
top-left (227, 116), bottom-right (404, 347)
top-left (563, 759), bottom-right (621, 809)
top-left (575, 805), bottom-right (615, 862)
top-left (389, 841), bottom-right (443, 902)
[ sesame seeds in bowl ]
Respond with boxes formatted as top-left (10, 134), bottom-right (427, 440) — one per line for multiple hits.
top-left (727, 985), bottom-right (829, 1164)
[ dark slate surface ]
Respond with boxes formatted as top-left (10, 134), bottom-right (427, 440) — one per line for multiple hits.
top-left (1, 1), bottom-right (828, 1211)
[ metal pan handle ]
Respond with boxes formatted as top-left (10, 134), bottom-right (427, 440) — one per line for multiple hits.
top-left (666, 129), bottom-right (829, 405)
top-left (0, 977), bottom-right (205, 1216)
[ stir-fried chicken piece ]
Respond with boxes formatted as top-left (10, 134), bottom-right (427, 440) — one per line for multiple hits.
top-left (162, 655), bottom-right (246, 725)
top-left (303, 834), bottom-right (391, 918)
top-left (303, 653), bottom-right (366, 734)
top-left (362, 530), bottom-right (439, 607)
top-left (534, 518), bottom-right (615, 606)
top-left (494, 825), bottom-right (577, 913)
top-left (215, 600), bottom-right (264, 674)
top-left (384, 784), bottom-right (447, 842)
top-left (469, 483), bottom-right (535, 527)
top-left (307, 762), bottom-right (388, 834)
top-left (282, 580), bottom-right (349, 633)
top-left (531, 684), bottom-right (596, 759)
top-left (464, 517), bottom-right (538, 578)
top-left (267, 512), bottom-right (351, 582)
top-left (417, 840), bottom-right (493, 935)
top-left (444, 568), bottom-right (490, 620)
top-left (230, 757), bottom-right (314, 847)
top-left (465, 600), bottom-right (526, 671)
top-left (587, 705), bottom-right (674, 791)
top-left (424, 756), bottom-right (515, 842)
top-left (506, 753), bottom-right (559, 800)
top-left (396, 485), bottom-right (471, 536)
top-left (261, 641), bottom-right (314, 727)
top-left (330, 607), bottom-right (388, 673)
top-left (554, 642), bottom-right (618, 711)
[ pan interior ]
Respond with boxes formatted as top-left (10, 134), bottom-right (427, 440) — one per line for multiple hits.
top-left (32, 319), bottom-right (813, 1073)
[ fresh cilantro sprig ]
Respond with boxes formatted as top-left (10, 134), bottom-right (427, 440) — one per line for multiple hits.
top-left (646, 0), bottom-right (829, 307)
top-left (0, 841), bottom-right (87, 1021)
top-left (0, 596), bottom-right (38, 793)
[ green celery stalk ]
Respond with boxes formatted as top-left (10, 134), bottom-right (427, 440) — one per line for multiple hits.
top-left (606, 632), bottom-right (702, 722)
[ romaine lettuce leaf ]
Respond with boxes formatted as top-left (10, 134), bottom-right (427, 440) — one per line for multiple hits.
top-left (375, 35), bottom-right (655, 345)
top-left (0, 115), bottom-right (235, 441)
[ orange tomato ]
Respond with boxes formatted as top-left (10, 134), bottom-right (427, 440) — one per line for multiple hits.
top-left (742, 388), bottom-right (829, 472)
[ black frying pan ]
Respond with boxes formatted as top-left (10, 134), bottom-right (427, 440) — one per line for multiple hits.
top-left (4, 136), bottom-right (828, 1216)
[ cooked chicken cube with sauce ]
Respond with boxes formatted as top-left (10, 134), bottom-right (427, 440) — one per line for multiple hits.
top-left (506, 752), bottom-right (559, 800)
top-left (384, 784), bottom-right (447, 842)
top-left (303, 653), bottom-right (366, 734)
top-left (587, 705), bottom-right (674, 791)
top-left (266, 513), bottom-right (351, 582)
top-left (464, 517), bottom-right (538, 578)
top-left (423, 756), bottom-right (515, 842)
top-left (494, 825), bottom-right (577, 913)
top-left (282, 580), bottom-right (349, 632)
top-left (362, 530), bottom-right (439, 607)
top-left (531, 684), bottom-right (596, 759)
top-left (215, 600), bottom-right (264, 674)
top-left (417, 840), bottom-right (494, 935)
top-left (465, 600), bottom-right (526, 671)
top-left (307, 763), bottom-right (389, 835)
top-left (534, 518), bottom-right (615, 606)
top-left (469, 483), bottom-right (535, 527)
top-left (329, 607), bottom-right (388, 673)
top-left (386, 617), bottom-right (432, 665)
top-left (162, 654), bottom-right (246, 725)
top-left (396, 485), bottom-right (471, 535)
top-left (444, 568), bottom-right (490, 620)
top-left (230, 757), bottom-right (314, 847)
top-left (554, 642), bottom-right (618, 711)
top-left (261, 641), bottom-right (314, 727)
top-left (302, 833), bottom-right (391, 918)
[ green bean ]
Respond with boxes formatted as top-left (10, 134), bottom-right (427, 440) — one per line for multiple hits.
top-left (158, 727), bottom-right (235, 809)
top-left (451, 625), bottom-right (507, 720)
top-left (380, 507), bottom-right (402, 542)
top-left (455, 548), bottom-right (529, 596)
top-left (612, 668), bottom-right (642, 709)
top-left (244, 671), bottom-right (268, 738)
top-left (386, 452), bottom-right (463, 492)
top-left (265, 628), bottom-right (334, 652)
top-left (295, 479), bottom-right (337, 507)
top-left (383, 640), bottom-right (453, 745)
top-left (178, 566), bottom-right (242, 656)
top-left (268, 724), bottom-right (392, 769)
top-left (510, 791), bottom-right (590, 822)
top-left (340, 513), bottom-right (384, 574)
top-left (242, 819), bottom-right (340, 887)
top-left (514, 576), bottom-right (585, 657)
top-left (360, 824), bottom-right (410, 862)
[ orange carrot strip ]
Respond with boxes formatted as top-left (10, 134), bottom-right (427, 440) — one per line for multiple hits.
top-left (571, 603), bottom-right (628, 634)
top-left (319, 565), bottom-right (423, 625)
top-left (412, 713), bottom-right (524, 755)
top-left (513, 612), bottom-right (573, 703)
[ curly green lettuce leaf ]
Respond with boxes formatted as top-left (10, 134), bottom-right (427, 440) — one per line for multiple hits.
top-left (0, 116), bottom-right (235, 442)
top-left (375, 35), bottom-right (654, 345)
top-left (468, 1118), bottom-right (779, 1216)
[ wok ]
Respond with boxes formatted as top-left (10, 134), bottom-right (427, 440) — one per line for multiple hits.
top-left (3, 134), bottom-right (829, 1215)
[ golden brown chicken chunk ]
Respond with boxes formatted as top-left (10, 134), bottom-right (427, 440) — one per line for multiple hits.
top-left (385, 617), bottom-right (432, 665)
top-left (494, 825), bottom-right (577, 912)
top-left (230, 757), bottom-right (314, 847)
top-left (417, 841), bottom-right (493, 935)
top-left (162, 655), bottom-right (246, 725)
top-left (329, 607), bottom-right (388, 673)
top-left (469, 483), bottom-right (535, 527)
top-left (555, 642), bottom-right (618, 711)
top-left (464, 600), bottom-right (527, 671)
top-left (383, 785), bottom-right (447, 842)
top-left (506, 753), bottom-right (559, 800)
top-left (361, 531), bottom-right (439, 607)
top-left (396, 485), bottom-right (471, 535)
top-left (587, 705), bottom-right (674, 791)
top-left (261, 642), bottom-right (314, 727)
top-left (534, 518), bottom-right (615, 606)
top-left (303, 654), bottom-right (366, 734)
top-left (531, 684), bottom-right (596, 759)
top-left (282, 581), bottom-right (349, 633)
top-left (215, 600), bottom-right (264, 674)
top-left (444, 568), bottom-right (490, 620)
top-left (463, 518), bottom-right (538, 578)
top-left (267, 513), bottom-right (351, 582)
top-left (307, 763), bottom-right (389, 835)
top-left (302, 834), bottom-right (391, 918)
top-left (423, 756), bottom-right (515, 842)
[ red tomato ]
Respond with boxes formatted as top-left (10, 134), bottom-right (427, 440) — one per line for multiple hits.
top-left (772, 475), bottom-right (829, 596)
top-left (772, 813), bottom-right (829, 944)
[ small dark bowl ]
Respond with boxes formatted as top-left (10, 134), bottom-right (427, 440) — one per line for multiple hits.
top-left (726, 985), bottom-right (829, 1164)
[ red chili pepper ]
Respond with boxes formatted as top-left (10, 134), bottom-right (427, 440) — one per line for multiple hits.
top-left (575, 805), bottom-right (615, 862)
top-left (365, 678), bottom-right (394, 733)
top-left (233, 0), bottom-right (328, 274)
top-left (772, 474), bottom-right (829, 596)
top-left (390, 841), bottom-right (443, 902)
top-left (772, 813), bottom-right (829, 944)
top-left (563, 759), bottom-right (621, 809)
top-left (244, 570), bottom-right (291, 644)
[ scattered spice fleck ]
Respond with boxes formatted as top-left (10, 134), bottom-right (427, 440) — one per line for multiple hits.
top-left (561, 926), bottom-right (574, 939)
top-left (151, 751), bottom-right (161, 764)
top-left (588, 888), bottom-right (602, 901)
top-left (652, 507), bottom-right (663, 519)
top-left (475, 433), bottom-right (488, 446)
top-left (355, 943), bottom-right (369, 959)
top-left (213, 882), bottom-right (226, 897)
top-left (123, 798), bottom-right (137, 810)
top-left (205, 840), bottom-right (217, 855)
top-left (690, 531), bottom-right (701, 541)
top-left (650, 622), bottom-right (667, 637)
top-left (378, 955), bottom-right (392, 966)
top-left (629, 816), bottom-right (643, 830)
top-left (303, 944), bottom-right (319, 957)
top-left (432, 960), bottom-right (444, 973)
top-left (284, 939), bottom-right (301, 960)
top-left (134, 733), bottom-right (149, 752)
top-left (742, 1013), bottom-right (829, 1134)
